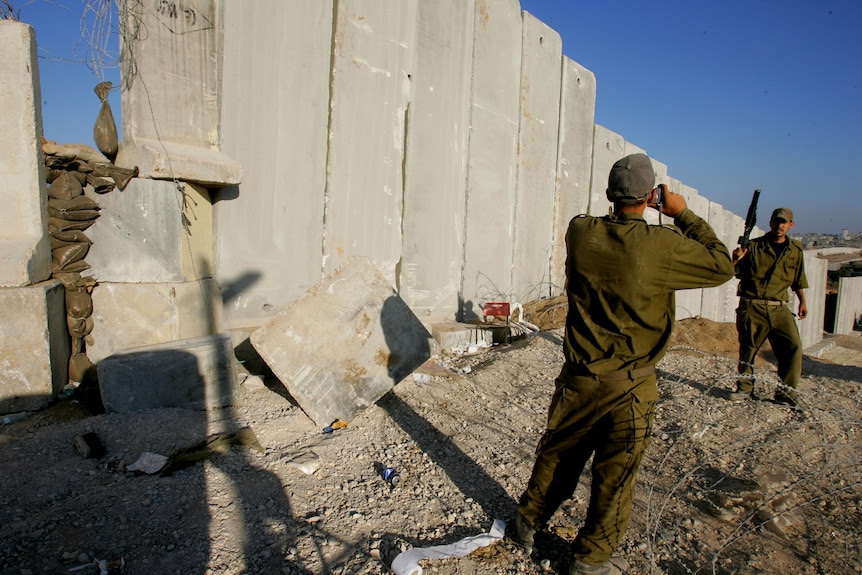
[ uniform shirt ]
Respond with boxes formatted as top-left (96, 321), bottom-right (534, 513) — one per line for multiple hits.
top-left (735, 234), bottom-right (808, 301)
top-left (563, 208), bottom-right (734, 374)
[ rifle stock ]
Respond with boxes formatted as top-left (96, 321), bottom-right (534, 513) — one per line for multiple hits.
top-left (738, 189), bottom-right (761, 249)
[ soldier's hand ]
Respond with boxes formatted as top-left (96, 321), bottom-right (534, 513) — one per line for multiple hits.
top-left (732, 247), bottom-right (749, 264)
top-left (655, 186), bottom-right (686, 217)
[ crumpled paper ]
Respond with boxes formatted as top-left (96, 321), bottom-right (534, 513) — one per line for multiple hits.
top-left (390, 519), bottom-right (506, 575)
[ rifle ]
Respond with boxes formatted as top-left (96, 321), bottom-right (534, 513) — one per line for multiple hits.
top-left (737, 189), bottom-right (760, 249)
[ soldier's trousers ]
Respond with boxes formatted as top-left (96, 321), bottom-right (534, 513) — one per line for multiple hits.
top-left (735, 300), bottom-right (802, 397)
top-left (517, 364), bottom-right (657, 565)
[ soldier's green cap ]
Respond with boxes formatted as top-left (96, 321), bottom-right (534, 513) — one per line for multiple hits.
top-left (771, 207), bottom-right (793, 222)
top-left (606, 153), bottom-right (655, 205)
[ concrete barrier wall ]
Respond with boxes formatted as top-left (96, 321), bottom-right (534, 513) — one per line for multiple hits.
top-left (8, 4), bottom-right (835, 372)
top-left (216, 3), bottom-right (802, 330)
top-left (834, 276), bottom-right (862, 335)
top-left (0, 21), bottom-right (51, 287)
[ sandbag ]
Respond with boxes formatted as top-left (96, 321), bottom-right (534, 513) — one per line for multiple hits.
top-left (47, 171), bottom-right (84, 200)
top-left (86, 174), bottom-right (115, 195)
top-left (50, 232), bottom-right (92, 250)
top-left (52, 242), bottom-right (90, 269)
top-left (59, 260), bottom-right (91, 274)
top-left (93, 82), bottom-right (119, 162)
top-left (67, 315), bottom-right (94, 339)
top-left (48, 217), bottom-right (95, 233)
top-left (47, 195), bottom-right (101, 221)
top-left (48, 195), bottom-right (101, 212)
top-left (52, 271), bottom-right (83, 286)
top-left (65, 288), bottom-right (93, 319)
top-left (69, 353), bottom-right (95, 384)
top-left (42, 139), bottom-right (110, 164)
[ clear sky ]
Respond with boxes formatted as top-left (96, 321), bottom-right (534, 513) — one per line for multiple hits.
top-left (14, 1), bottom-right (862, 234)
top-left (519, 0), bottom-right (861, 235)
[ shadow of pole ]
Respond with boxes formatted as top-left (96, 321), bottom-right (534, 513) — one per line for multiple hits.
top-left (378, 392), bottom-right (517, 521)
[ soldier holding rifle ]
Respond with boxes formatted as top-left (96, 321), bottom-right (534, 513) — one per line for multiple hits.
top-left (730, 200), bottom-right (808, 407)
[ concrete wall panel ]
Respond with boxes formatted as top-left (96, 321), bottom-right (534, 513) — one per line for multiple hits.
top-left (550, 58), bottom-right (595, 296)
top-left (795, 252), bottom-right (826, 348)
top-left (218, 1), bottom-right (332, 329)
top-left (400, 0), bottom-right (474, 321)
top-left (834, 276), bottom-right (862, 335)
top-left (460, 0), bottom-right (522, 320)
top-left (511, 12), bottom-right (562, 303)
top-left (0, 21), bottom-right (51, 287)
top-left (117, 0), bottom-right (240, 183)
top-left (86, 179), bottom-right (212, 283)
top-left (588, 125), bottom-right (625, 216)
top-left (88, 280), bottom-right (222, 364)
top-left (0, 281), bottom-right (67, 412)
top-left (323, 0), bottom-right (419, 285)
top-left (671, 180), bottom-right (705, 319)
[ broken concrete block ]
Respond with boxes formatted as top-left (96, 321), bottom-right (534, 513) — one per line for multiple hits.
top-left (97, 333), bottom-right (238, 413)
top-left (0, 281), bottom-right (68, 412)
top-left (251, 257), bottom-right (433, 426)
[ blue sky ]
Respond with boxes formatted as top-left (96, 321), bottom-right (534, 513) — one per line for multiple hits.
top-left (16, 1), bottom-right (861, 234)
top-left (519, 0), bottom-right (861, 235)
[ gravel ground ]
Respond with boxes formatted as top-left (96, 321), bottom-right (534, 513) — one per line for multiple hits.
top-left (0, 319), bottom-right (860, 575)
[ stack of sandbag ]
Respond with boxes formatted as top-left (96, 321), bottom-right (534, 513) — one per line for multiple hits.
top-left (42, 138), bottom-right (138, 391)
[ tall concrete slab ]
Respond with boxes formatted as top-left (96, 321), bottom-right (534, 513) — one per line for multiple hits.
top-left (460, 0), bottom-right (522, 320)
top-left (797, 252), bottom-right (826, 346)
top-left (400, 0), bottom-right (474, 321)
top-left (323, 0), bottom-right (419, 286)
top-left (671, 179), bottom-right (705, 319)
top-left (0, 21), bottom-right (51, 287)
top-left (511, 12), bottom-right (561, 304)
top-left (88, 280), bottom-right (222, 364)
top-left (833, 276), bottom-right (861, 335)
top-left (0, 281), bottom-right (68, 413)
top-left (722, 211), bottom-right (744, 322)
top-left (251, 258), bottom-right (433, 427)
top-left (642, 157), bottom-right (667, 226)
top-left (85, 179), bottom-right (212, 283)
top-left (702, 201), bottom-right (731, 322)
top-left (550, 58), bottom-right (595, 296)
top-left (588, 125), bottom-right (625, 217)
top-left (217, 1), bottom-right (332, 329)
top-left (117, 0), bottom-right (241, 185)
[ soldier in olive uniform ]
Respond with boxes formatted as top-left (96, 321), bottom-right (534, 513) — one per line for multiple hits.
top-left (509, 153), bottom-right (734, 575)
top-left (730, 207), bottom-right (808, 406)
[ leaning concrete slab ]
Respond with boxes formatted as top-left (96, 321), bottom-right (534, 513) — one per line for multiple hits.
top-left (511, 11), bottom-right (561, 304)
top-left (251, 258), bottom-right (434, 427)
top-left (85, 179), bottom-right (213, 283)
top-left (98, 334), bottom-right (238, 413)
top-left (88, 279), bottom-right (222, 364)
top-left (0, 21), bottom-right (51, 287)
top-left (551, 57), bottom-right (595, 296)
top-left (0, 281), bottom-right (68, 413)
top-left (400, 0), bottom-right (474, 322)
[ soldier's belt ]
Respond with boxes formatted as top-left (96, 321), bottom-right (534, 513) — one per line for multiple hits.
top-left (571, 365), bottom-right (655, 382)
top-left (741, 298), bottom-right (784, 306)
